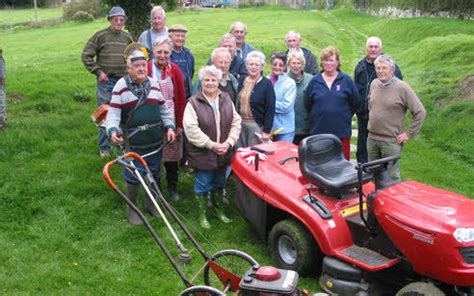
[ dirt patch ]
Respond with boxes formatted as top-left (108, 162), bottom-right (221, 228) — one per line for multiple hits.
top-left (460, 75), bottom-right (474, 101)
top-left (7, 93), bottom-right (25, 101)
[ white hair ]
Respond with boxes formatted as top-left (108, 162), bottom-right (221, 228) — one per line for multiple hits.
top-left (285, 30), bottom-right (301, 42)
top-left (199, 65), bottom-right (223, 81)
top-left (211, 47), bottom-right (231, 63)
top-left (245, 51), bottom-right (265, 67)
top-left (366, 36), bottom-right (382, 48)
top-left (229, 21), bottom-right (247, 33)
top-left (287, 50), bottom-right (306, 66)
top-left (374, 55), bottom-right (395, 69)
top-left (153, 38), bottom-right (173, 50)
top-left (220, 33), bottom-right (236, 46)
top-left (150, 6), bottom-right (166, 19)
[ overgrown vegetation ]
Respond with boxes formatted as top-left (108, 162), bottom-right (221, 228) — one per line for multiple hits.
top-left (63, 0), bottom-right (103, 21)
top-left (1, 6), bottom-right (473, 294)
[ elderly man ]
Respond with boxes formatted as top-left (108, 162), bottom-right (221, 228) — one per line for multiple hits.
top-left (284, 31), bottom-right (318, 75)
top-left (105, 47), bottom-right (176, 225)
top-left (169, 24), bottom-right (195, 99)
top-left (197, 47), bottom-right (238, 103)
top-left (219, 33), bottom-right (248, 79)
top-left (82, 6), bottom-right (133, 158)
top-left (138, 6), bottom-right (168, 51)
top-left (229, 21), bottom-right (256, 60)
top-left (367, 55), bottom-right (425, 181)
top-left (354, 36), bottom-right (403, 164)
top-left (0, 48), bottom-right (6, 130)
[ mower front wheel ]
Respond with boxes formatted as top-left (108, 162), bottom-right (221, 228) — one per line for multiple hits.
top-left (180, 285), bottom-right (225, 296)
top-left (396, 282), bottom-right (445, 296)
top-left (269, 219), bottom-right (320, 275)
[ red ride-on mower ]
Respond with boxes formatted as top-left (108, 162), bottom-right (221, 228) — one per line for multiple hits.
top-left (103, 150), bottom-right (307, 295)
top-left (232, 134), bottom-right (474, 295)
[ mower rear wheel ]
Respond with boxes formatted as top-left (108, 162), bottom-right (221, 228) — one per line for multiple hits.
top-left (203, 249), bottom-right (259, 291)
top-left (396, 282), bottom-right (445, 296)
top-left (269, 219), bottom-right (320, 275)
top-left (180, 285), bottom-right (225, 296)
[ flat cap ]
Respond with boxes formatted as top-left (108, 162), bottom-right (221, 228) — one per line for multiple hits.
top-left (169, 24), bottom-right (188, 33)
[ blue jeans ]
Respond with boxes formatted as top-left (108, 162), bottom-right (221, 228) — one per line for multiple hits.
top-left (123, 147), bottom-right (163, 185)
top-left (273, 132), bottom-right (295, 143)
top-left (194, 167), bottom-right (228, 195)
top-left (96, 77), bottom-right (119, 152)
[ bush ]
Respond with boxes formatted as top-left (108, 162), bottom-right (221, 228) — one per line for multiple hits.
top-left (63, 0), bottom-right (103, 21)
top-left (71, 11), bottom-right (94, 22)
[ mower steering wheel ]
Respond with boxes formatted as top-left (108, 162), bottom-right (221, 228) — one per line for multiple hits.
top-left (358, 154), bottom-right (401, 174)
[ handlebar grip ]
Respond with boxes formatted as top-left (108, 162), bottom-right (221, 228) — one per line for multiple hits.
top-left (103, 161), bottom-right (118, 190)
top-left (122, 152), bottom-right (148, 168)
top-left (358, 154), bottom-right (401, 172)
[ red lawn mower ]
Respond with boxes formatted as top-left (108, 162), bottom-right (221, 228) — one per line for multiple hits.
top-left (232, 134), bottom-right (474, 295)
top-left (103, 150), bottom-right (308, 295)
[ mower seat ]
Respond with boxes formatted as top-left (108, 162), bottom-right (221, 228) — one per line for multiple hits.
top-left (298, 134), bottom-right (372, 195)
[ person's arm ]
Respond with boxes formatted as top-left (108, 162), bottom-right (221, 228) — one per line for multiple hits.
top-left (263, 81), bottom-right (276, 134)
top-left (183, 103), bottom-right (214, 149)
top-left (305, 51), bottom-right (319, 75)
top-left (403, 85), bottom-right (426, 140)
top-left (274, 79), bottom-right (296, 114)
top-left (81, 32), bottom-right (102, 77)
top-left (105, 84), bottom-right (123, 144)
top-left (225, 103), bottom-right (242, 147)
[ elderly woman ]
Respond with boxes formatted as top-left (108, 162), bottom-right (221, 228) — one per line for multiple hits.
top-left (287, 50), bottom-right (313, 145)
top-left (268, 52), bottom-right (296, 142)
top-left (148, 38), bottom-right (187, 200)
top-left (236, 51), bottom-right (275, 147)
top-left (305, 46), bottom-right (362, 160)
top-left (183, 65), bottom-right (242, 229)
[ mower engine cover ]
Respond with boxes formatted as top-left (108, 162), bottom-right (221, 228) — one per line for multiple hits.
top-left (239, 265), bottom-right (299, 295)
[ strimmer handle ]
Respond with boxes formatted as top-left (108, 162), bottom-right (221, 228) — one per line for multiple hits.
top-left (102, 152), bottom-right (148, 190)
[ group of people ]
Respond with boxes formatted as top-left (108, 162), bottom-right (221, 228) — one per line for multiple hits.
top-left (82, 6), bottom-right (426, 227)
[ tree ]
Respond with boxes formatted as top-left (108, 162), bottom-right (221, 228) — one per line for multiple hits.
top-left (104, 0), bottom-right (153, 40)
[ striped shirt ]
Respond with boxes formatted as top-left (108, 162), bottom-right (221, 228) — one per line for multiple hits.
top-left (82, 27), bottom-right (133, 77)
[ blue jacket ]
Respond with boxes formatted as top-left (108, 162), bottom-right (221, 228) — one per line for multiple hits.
top-left (305, 71), bottom-right (362, 138)
top-left (171, 47), bottom-right (195, 98)
top-left (236, 42), bottom-right (256, 60)
top-left (237, 76), bottom-right (275, 133)
top-left (268, 73), bottom-right (296, 134)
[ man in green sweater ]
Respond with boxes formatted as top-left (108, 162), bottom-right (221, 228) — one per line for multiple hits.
top-left (367, 55), bottom-right (426, 181)
top-left (82, 6), bottom-right (133, 158)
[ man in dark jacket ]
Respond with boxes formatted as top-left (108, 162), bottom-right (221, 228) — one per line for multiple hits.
top-left (285, 31), bottom-right (319, 75)
top-left (169, 24), bottom-right (195, 99)
top-left (354, 36), bottom-right (403, 163)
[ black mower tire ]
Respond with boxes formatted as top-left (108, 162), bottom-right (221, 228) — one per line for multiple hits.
top-left (268, 219), bottom-right (320, 275)
top-left (180, 285), bottom-right (225, 296)
top-left (396, 282), bottom-right (445, 296)
top-left (203, 249), bottom-right (259, 290)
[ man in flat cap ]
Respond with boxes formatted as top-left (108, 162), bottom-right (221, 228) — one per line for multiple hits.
top-left (169, 24), bottom-right (195, 99)
top-left (82, 6), bottom-right (133, 158)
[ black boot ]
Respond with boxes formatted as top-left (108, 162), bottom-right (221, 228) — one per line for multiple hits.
top-left (168, 185), bottom-right (180, 201)
top-left (126, 184), bottom-right (142, 225)
top-left (211, 189), bottom-right (232, 224)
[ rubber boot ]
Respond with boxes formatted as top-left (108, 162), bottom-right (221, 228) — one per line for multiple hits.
top-left (211, 189), bottom-right (232, 224)
top-left (126, 184), bottom-right (142, 225)
top-left (195, 194), bottom-right (210, 229)
top-left (168, 185), bottom-right (180, 201)
top-left (144, 193), bottom-right (160, 218)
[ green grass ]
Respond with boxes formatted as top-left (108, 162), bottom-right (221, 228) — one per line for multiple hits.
top-left (1, 6), bottom-right (473, 294)
top-left (0, 7), bottom-right (63, 26)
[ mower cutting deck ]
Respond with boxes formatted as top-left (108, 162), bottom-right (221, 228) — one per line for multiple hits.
top-left (232, 134), bottom-right (474, 295)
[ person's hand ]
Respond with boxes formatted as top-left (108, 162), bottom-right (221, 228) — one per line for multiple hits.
top-left (98, 72), bottom-right (109, 84)
top-left (167, 128), bottom-right (176, 143)
top-left (176, 127), bottom-right (184, 136)
top-left (211, 143), bottom-right (230, 155)
top-left (396, 132), bottom-right (410, 144)
top-left (261, 132), bottom-right (271, 143)
top-left (111, 131), bottom-right (123, 145)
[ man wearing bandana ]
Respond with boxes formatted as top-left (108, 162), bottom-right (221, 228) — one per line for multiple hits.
top-left (105, 48), bottom-right (176, 225)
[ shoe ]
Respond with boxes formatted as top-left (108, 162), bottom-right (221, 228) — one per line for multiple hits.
top-left (211, 189), bottom-right (232, 224)
top-left (168, 186), bottom-right (180, 201)
top-left (126, 184), bottom-right (143, 226)
top-left (99, 150), bottom-right (110, 158)
top-left (195, 193), bottom-right (210, 229)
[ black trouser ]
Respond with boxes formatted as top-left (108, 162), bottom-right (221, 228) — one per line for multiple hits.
top-left (164, 161), bottom-right (179, 188)
top-left (356, 110), bottom-right (369, 164)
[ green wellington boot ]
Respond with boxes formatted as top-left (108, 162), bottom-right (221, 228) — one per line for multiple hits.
top-left (211, 189), bottom-right (232, 224)
top-left (195, 193), bottom-right (211, 229)
top-left (126, 184), bottom-right (143, 226)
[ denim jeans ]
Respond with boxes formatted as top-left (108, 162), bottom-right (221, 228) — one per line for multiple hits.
top-left (96, 77), bottom-right (119, 152)
top-left (193, 167), bottom-right (228, 195)
top-left (123, 147), bottom-right (163, 185)
top-left (367, 138), bottom-right (403, 181)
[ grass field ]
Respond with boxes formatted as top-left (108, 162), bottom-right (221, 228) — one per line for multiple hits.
top-left (0, 7), bottom-right (63, 26)
top-left (1, 5), bottom-right (473, 294)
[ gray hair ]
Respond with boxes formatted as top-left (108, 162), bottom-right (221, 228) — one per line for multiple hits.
top-left (287, 50), bottom-right (306, 66)
top-left (285, 30), bottom-right (301, 42)
top-left (245, 51), bottom-right (265, 67)
top-left (229, 21), bottom-right (247, 33)
top-left (374, 55), bottom-right (395, 69)
top-left (211, 47), bottom-right (231, 63)
top-left (150, 5), bottom-right (166, 19)
top-left (199, 65), bottom-right (223, 81)
top-left (153, 38), bottom-right (173, 50)
top-left (220, 33), bottom-right (236, 46)
top-left (366, 36), bottom-right (382, 48)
